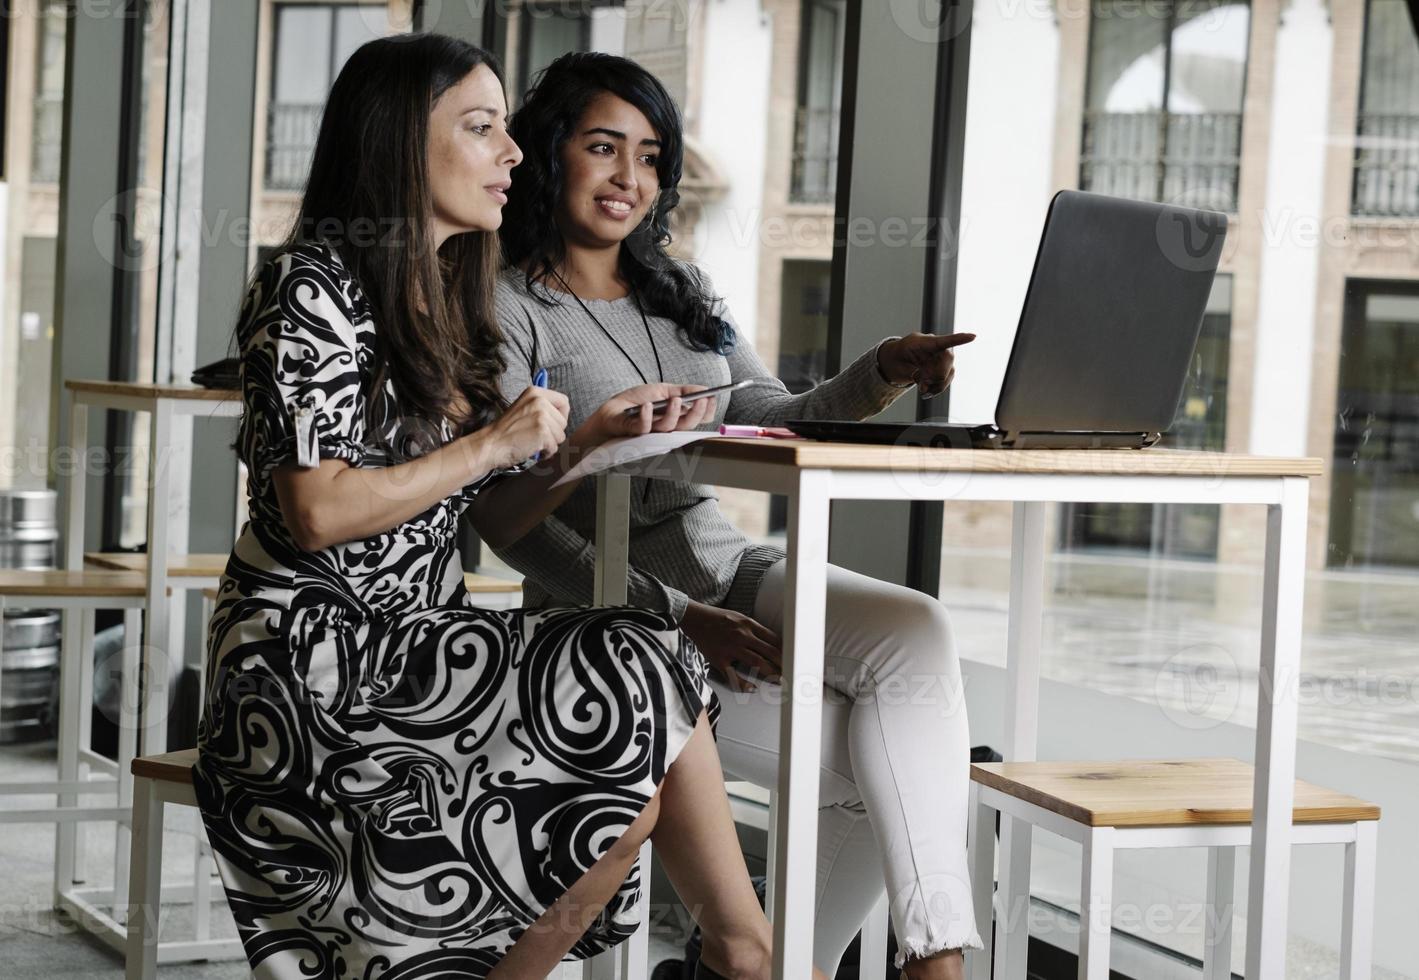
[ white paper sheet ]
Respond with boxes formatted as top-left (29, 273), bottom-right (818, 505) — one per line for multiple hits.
top-left (552, 430), bottom-right (722, 487)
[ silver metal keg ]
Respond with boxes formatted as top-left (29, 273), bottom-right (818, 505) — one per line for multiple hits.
top-left (0, 489), bottom-right (61, 742)
top-left (0, 489), bottom-right (59, 570)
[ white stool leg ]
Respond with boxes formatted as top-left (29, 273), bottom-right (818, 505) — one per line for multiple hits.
top-left (1203, 846), bottom-right (1235, 980)
top-left (53, 605), bottom-right (86, 901)
top-left (1341, 821), bottom-right (1377, 980)
top-left (124, 776), bottom-right (163, 980)
top-left (113, 608), bottom-right (141, 921)
top-left (967, 783), bottom-right (995, 980)
top-left (996, 815), bottom-right (1032, 980)
top-left (858, 891), bottom-right (890, 980)
top-left (74, 604), bottom-right (96, 885)
top-left (1078, 827), bottom-right (1114, 980)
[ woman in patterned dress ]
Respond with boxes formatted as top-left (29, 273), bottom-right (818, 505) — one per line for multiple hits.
top-left (193, 34), bottom-right (804, 980)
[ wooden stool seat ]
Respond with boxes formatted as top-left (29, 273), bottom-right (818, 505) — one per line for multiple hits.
top-left (463, 572), bottom-right (521, 594)
top-left (968, 758), bottom-right (1380, 980)
top-left (85, 552), bottom-right (228, 579)
top-left (971, 758), bottom-right (1380, 827)
top-left (0, 568), bottom-right (146, 598)
top-left (131, 749), bottom-right (198, 785)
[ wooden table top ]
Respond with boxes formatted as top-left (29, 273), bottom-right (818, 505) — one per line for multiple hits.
top-left (677, 440), bottom-right (1324, 477)
top-left (971, 758), bottom-right (1379, 827)
top-left (65, 380), bottom-right (237, 402)
top-left (0, 569), bottom-right (147, 598)
top-left (86, 552), bottom-right (228, 578)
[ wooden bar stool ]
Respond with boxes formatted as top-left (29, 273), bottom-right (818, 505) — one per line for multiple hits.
top-left (967, 758), bottom-right (1379, 980)
top-left (123, 748), bottom-right (243, 978)
top-left (0, 569), bottom-right (147, 915)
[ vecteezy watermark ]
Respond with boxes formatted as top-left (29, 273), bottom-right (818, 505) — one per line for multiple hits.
top-left (91, 189), bottom-right (432, 274)
top-left (1154, 199), bottom-right (1231, 273)
top-left (1154, 642), bottom-right (1242, 731)
top-left (0, 439), bottom-right (185, 486)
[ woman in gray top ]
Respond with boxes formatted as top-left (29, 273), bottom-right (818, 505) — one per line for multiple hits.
top-left (494, 53), bottom-right (980, 980)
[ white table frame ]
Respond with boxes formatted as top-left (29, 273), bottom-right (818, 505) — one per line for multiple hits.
top-left (65, 385), bottom-right (241, 758)
top-left (590, 446), bottom-right (1310, 980)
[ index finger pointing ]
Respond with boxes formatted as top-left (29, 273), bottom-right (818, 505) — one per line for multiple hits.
top-left (932, 332), bottom-right (976, 348)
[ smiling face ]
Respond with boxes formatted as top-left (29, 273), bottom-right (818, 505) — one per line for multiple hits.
top-left (427, 63), bottom-right (523, 247)
top-left (555, 90), bottom-right (662, 250)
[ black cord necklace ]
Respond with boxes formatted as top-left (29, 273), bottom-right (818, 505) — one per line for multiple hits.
top-left (551, 268), bottom-right (665, 385)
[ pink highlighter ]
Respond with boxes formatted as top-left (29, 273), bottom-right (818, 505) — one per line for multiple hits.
top-left (718, 424), bottom-right (800, 439)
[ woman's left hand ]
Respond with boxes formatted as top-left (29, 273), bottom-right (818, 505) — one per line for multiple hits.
top-left (877, 331), bottom-right (976, 397)
top-left (574, 383), bottom-right (717, 446)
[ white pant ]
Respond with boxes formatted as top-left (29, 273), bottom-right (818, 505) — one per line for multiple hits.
top-left (710, 559), bottom-right (982, 973)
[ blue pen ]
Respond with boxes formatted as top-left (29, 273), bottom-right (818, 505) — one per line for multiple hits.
top-left (531, 367), bottom-right (548, 462)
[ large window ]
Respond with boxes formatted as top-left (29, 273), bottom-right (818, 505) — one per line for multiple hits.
top-left (790, 0), bottom-right (845, 203)
top-left (266, 3), bottom-right (388, 190)
top-left (1353, 0), bottom-right (1419, 216)
top-left (1328, 281), bottom-right (1419, 568)
top-left (1080, 0), bottom-right (1250, 212)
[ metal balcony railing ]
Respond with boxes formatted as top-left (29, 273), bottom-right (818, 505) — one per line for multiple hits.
top-left (266, 102), bottom-right (324, 191)
top-left (1080, 109), bottom-right (1242, 213)
top-left (791, 105), bottom-right (839, 205)
top-left (1353, 113), bottom-right (1419, 218)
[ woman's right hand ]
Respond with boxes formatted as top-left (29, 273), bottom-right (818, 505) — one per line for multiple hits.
top-left (680, 600), bottom-right (783, 693)
top-left (479, 386), bottom-right (571, 469)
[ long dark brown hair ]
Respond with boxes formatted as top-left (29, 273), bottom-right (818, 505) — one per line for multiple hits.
top-left (281, 32), bottom-right (508, 432)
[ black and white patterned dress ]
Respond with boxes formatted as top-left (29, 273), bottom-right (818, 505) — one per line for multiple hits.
top-left (194, 240), bottom-right (718, 980)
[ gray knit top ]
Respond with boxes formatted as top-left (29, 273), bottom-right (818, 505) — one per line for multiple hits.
top-left (491, 267), bottom-right (907, 621)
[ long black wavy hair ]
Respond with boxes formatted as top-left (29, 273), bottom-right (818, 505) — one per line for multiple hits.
top-left (279, 32), bottom-right (508, 431)
top-left (500, 52), bottom-right (734, 354)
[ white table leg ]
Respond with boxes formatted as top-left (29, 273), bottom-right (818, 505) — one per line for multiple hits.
top-left (1244, 477), bottom-right (1308, 979)
top-left (1078, 827), bottom-right (1113, 980)
top-left (142, 401), bottom-right (173, 756)
top-left (1203, 846), bottom-right (1234, 980)
top-left (1003, 501), bottom-right (1047, 761)
top-left (1341, 821), bottom-right (1377, 980)
top-left (770, 470), bottom-right (830, 980)
top-left (966, 783), bottom-right (994, 980)
top-left (998, 501), bottom-right (1047, 979)
top-left (593, 473), bottom-right (631, 607)
top-left (586, 472), bottom-right (637, 980)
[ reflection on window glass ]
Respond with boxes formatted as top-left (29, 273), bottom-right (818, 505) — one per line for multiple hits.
top-left (1353, 0), bottom-right (1419, 216)
top-left (30, 1), bottom-right (67, 184)
top-left (1329, 282), bottom-right (1419, 568)
top-left (792, 0), bottom-right (845, 203)
top-left (1060, 275), bottom-right (1232, 560)
top-left (267, 3), bottom-right (388, 190)
top-left (1081, 0), bottom-right (1249, 211)
top-left (518, 6), bottom-right (590, 96)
